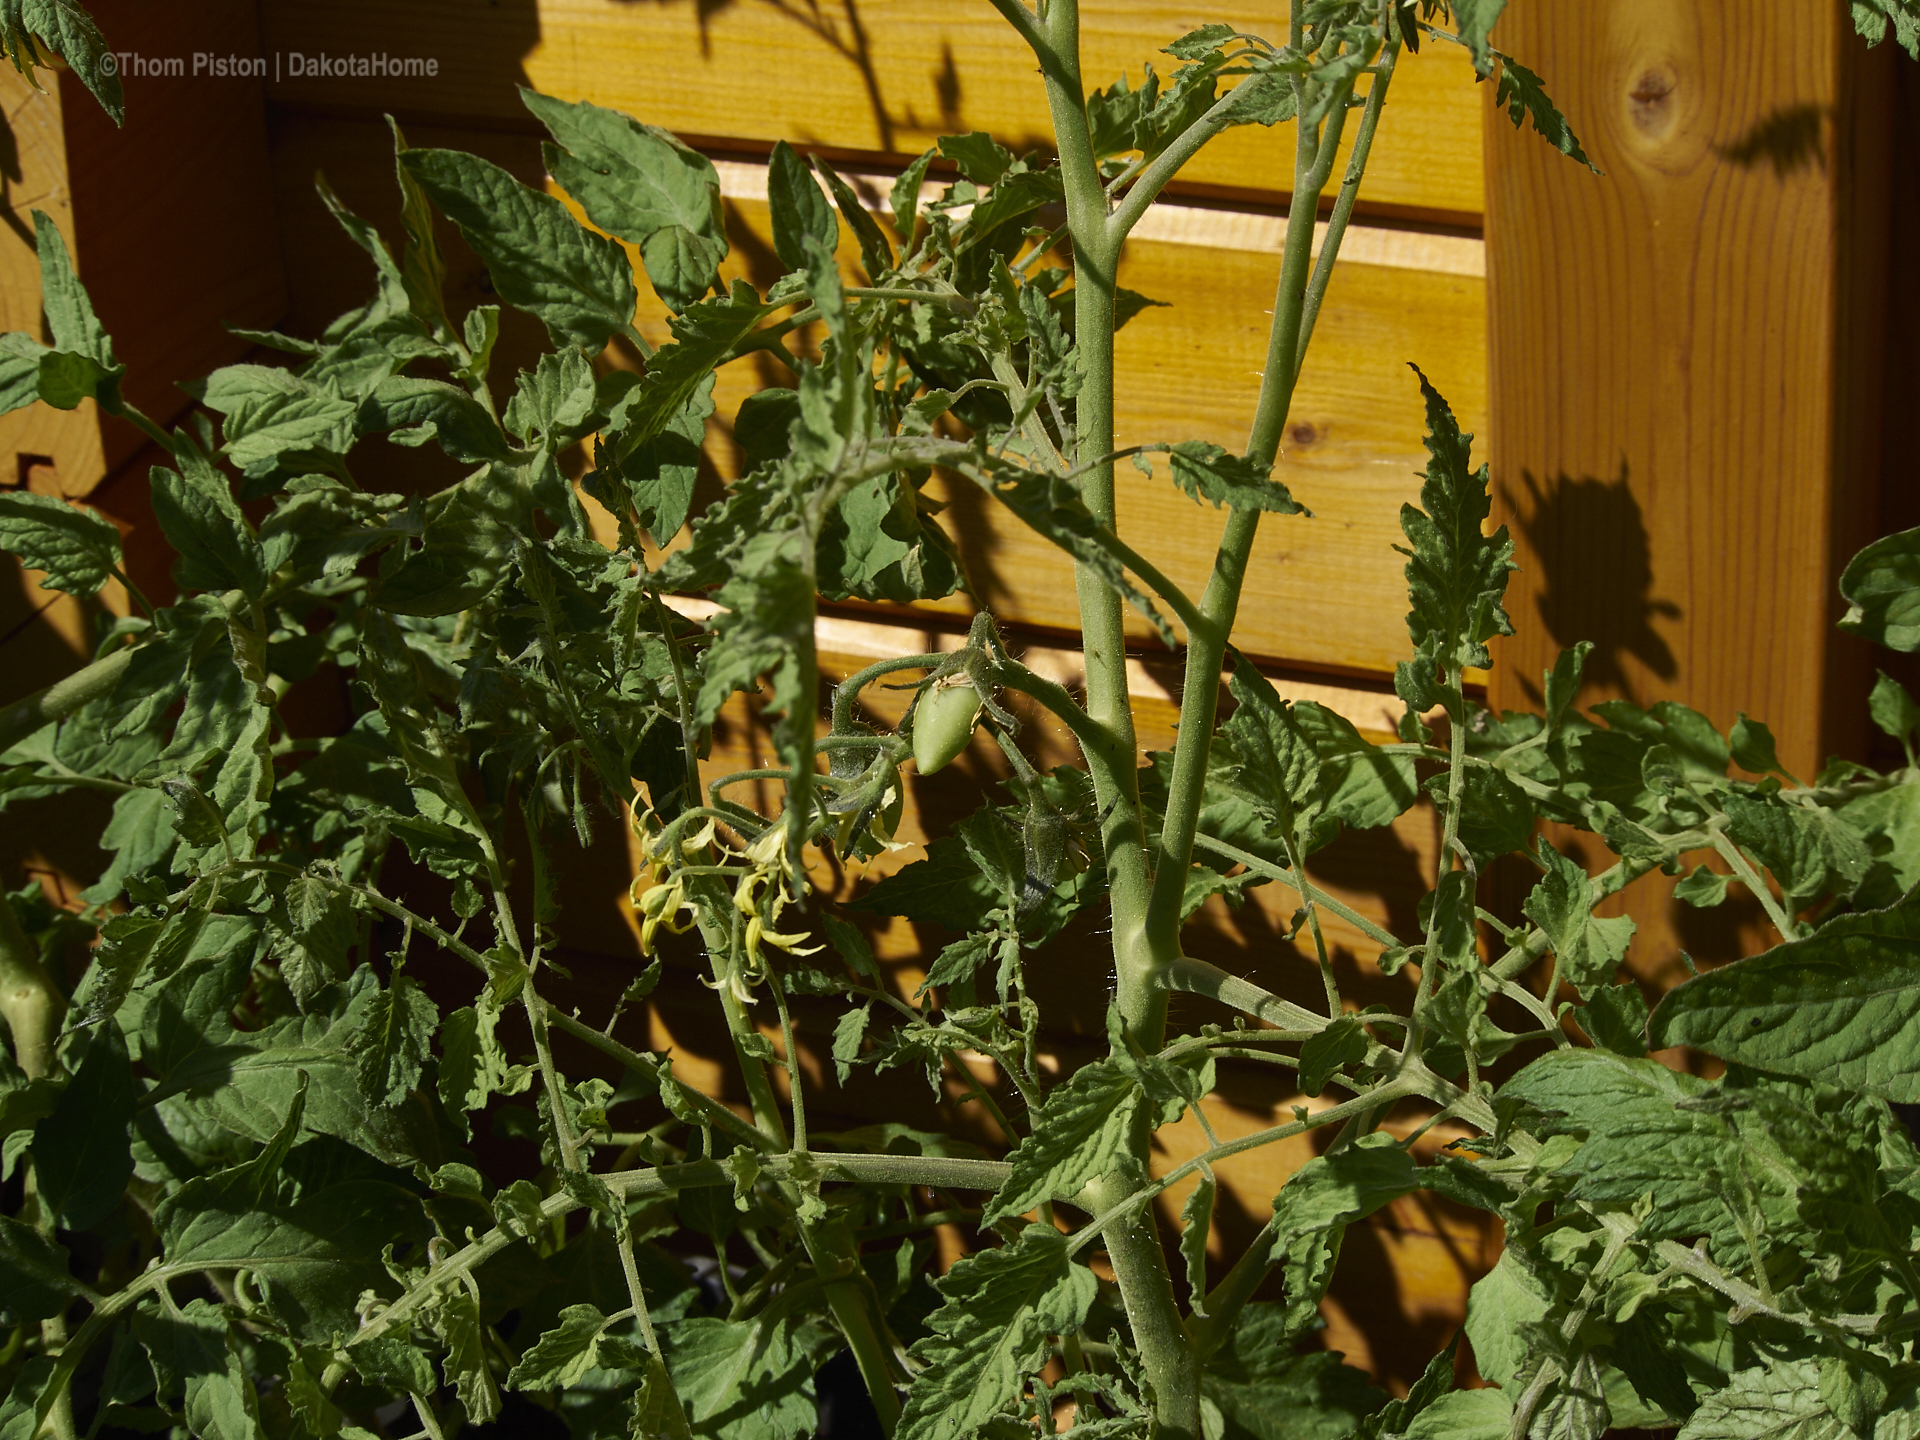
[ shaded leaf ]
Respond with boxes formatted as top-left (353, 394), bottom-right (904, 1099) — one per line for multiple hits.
top-left (898, 1224), bottom-right (1097, 1440)
top-left (0, 491), bottom-right (121, 596)
top-left (1648, 890), bottom-right (1920, 1102)
top-left (401, 147), bottom-right (639, 348)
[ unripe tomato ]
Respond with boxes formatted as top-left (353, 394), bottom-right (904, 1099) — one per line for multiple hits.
top-left (913, 680), bottom-right (981, 774)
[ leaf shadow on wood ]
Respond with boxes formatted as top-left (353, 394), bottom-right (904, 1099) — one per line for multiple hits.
top-left (1503, 466), bottom-right (1679, 708)
top-left (606, 0), bottom-right (919, 154)
top-left (1716, 103), bottom-right (1828, 179)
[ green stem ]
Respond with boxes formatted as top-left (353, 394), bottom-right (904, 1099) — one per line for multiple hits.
top-left (0, 643), bottom-right (133, 755)
top-left (1140, 72), bottom-right (1355, 966)
top-left (1067, 1078), bottom-right (1419, 1261)
top-left (1017, 0), bottom-right (1191, 1424)
top-left (100, 397), bottom-right (180, 457)
top-left (1186, 1214), bottom-right (1278, 1361)
top-left (1710, 828), bottom-right (1801, 941)
top-left (526, 979), bottom-right (585, 1173)
top-left (1166, 955), bottom-right (1330, 1034)
top-left (1405, 675), bottom-right (1471, 1062)
top-left (832, 653), bottom-right (946, 734)
top-left (1292, 31), bottom-right (1399, 376)
top-left (1279, 828), bottom-right (1341, 1016)
top-left (1191, 833), bottom-right (1402, 950)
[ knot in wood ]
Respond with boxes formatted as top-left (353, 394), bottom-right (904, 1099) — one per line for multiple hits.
top-left (1628, 64), bottom-right (1679, 138)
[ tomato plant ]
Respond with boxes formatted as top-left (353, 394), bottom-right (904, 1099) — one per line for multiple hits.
top-left (2, 3), bottom-right (1920, 1439)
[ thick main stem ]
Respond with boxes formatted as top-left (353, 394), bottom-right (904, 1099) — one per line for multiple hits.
top-left (1022, 1), bottom-right (1194, 1430)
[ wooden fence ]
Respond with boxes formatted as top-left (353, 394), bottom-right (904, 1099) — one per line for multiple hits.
top-left (0, 0), bottom-right (1907, 1392)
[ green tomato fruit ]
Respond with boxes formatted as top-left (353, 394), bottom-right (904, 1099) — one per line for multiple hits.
top-left (912, 680), bottom-right (982, 774)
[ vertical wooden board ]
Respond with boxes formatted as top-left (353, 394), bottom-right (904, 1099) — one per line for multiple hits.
top-left (1483, 1), bottom-right (1893, 982)
top-left (257, 0), bottom-right (1486, 219)
top-left (0, 69), bottom-right (108, 502)
top-left (1483, 0), bottom-right (1886, 781)
top-left (57, 0), bottom-right (288, 482)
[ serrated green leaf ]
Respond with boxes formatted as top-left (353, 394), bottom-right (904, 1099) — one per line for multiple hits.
top-left (1648, 890), bottom-right (1920, 1101)
top-left (660, 1314), bottom-right (822, 1440)
top-left (1573, 981), bottom-right (1650, 1058)
top-left (347, 969), bottom-right (439, 1108)
top-left (0, 491), bottom-right (121, 595)
top-left (898, 1224), bottom-right (1097, 1440)
top-left (1722, 790), bottom-right (1870, 903)
top-left (521, 89), bottom-right (726, 313)
top-left (611, 281), bottom-right (770, 455)
top-left (1405, 1387), bottom-right (1512, 1440)
top-left (31, 209), bottom-right (113, 367)
top-left (1180, 1170), bottom-right (1216, 1311)
top-left (1842, 528), bottom-right (1920, 651)
top-left (1677, 1359), bottom-right (1849, 1440)
top-left (135, 1300), bottom-right (264, 1440)
top-left (191, 365), bottom-right (359, 475)
top-left (1523, 840), bottom-right (1635, 1000)
top-left (0, 1214), bottom-right (85, 1326)
top-left (1496, 1049), bottom-right (1771, 1242)
top-left (1465, 1249), bottom-right (1546, 1389)
top-left (1729, 713), bottom-right (1785, 776)
top-left (985, 1059), bottom-right (1138, 1223)
top-left (148, 448), bottom-right (270, 595)
top-left (1298, 1014), bottom-right (1367, 1099)
top-left (33, 1021), bottom-right (135, 1230)
top-left (508, 1303), bottom-right (640, 1391)
top-left (1398, 366), bottom-right (1516, 682)
top-left (372, 462), bottom-right (529, 616)
top-left (814, 153), bottom-right (894, 280)
top-left (937, 132), bottom-right (1015, 186)
top-left (1163, 441), bottom-right (1304, 513)
top-left (356, 375), bottom-right (510, 464)
top-left (767, 140), bottom-right (838, 274)
top-left (1854, 1), bottom-right (1920, 59)
top-left (1869, 673), bottom-right (1920, 750)
top-left (831, 1003), bottom-right (871, 1086)
top-left (1351, 1337), bottom-right (1462, 1440)
top-left (1450, 0), bottom-right (1507, 76)
top-left (1674, 863), bottom-right (1734, 908)
top-left (438, 1003), bottom-right (511, 1129)
top-left (11, 2), bottom-right (122, 123)
top-left (441, 1288), bottom-right (501, 1424)
top-left (633, 1349), bottom-right (698, 1440)
top-left (1202, 1302), bottom-right (1386, 1440)
top-left (401, 147), bottom-right (638, 348)
top-left (890, 146), bottom-right (937, 239)
top-left (1267, 1132), bottom-right (1420, 1336)
top-left (158, 1175), bottom-right (430, 1343)
top-left (1494, 51), bottom-right (1600, 173)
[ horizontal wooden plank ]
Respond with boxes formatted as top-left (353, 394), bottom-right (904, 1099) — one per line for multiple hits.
top-left (637, 190), bottom-right (1485, 678)
top-left (264, 113), bottom-right (1483, 678)
top-left (255, 0), bottom-right (1484, 220)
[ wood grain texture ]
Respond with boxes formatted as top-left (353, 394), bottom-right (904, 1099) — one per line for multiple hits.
top-left (0, 1), bottom-right (285, 499)
top-left (58, 0), bottom-right (288, 481)
top-left (0, 68), bottom-right (107, 503)
top-left (1482, 1), bottom-right (1893, 983)
top-left (256, 0), bottom-right (1485, 220)
top-left (1483, 0), bottom-right (1888, 778)
top-left (264, 110), bottom-right (1486, 678)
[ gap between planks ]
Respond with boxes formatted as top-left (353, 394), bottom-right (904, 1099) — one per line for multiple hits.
top-left (705, 156), bottom-right (1485, 277)
top-left (662, 595), bottom-right (1406, 738)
